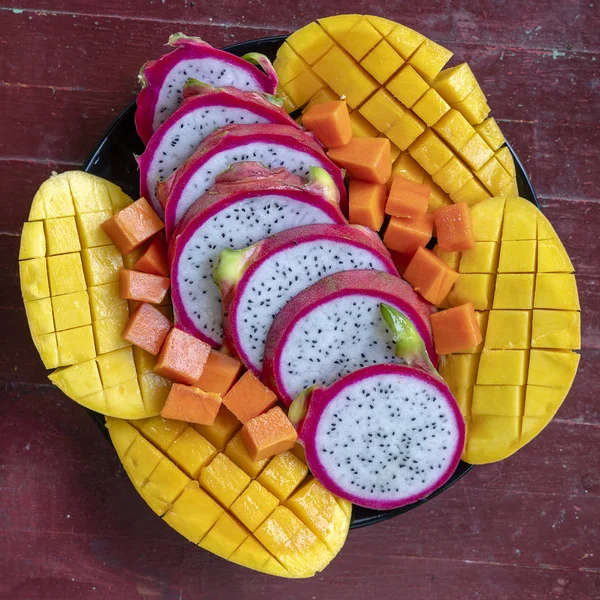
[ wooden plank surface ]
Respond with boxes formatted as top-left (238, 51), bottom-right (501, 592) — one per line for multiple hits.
top-left (1, 1), bottom-right (599, 599)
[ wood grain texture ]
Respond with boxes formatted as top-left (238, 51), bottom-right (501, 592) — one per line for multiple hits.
top-left (1, 1), bottom-right (599, 598)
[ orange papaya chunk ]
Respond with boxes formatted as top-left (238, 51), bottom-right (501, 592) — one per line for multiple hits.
top-left (133, 233), bottom-right (169, 277)
top-left (403, 247), bottom-right (459, 305)
top-left (154, 328), bottom-right (211, 385)
top-left (119, 268), bottom-right (170, 304)
top-left (430, 302), bottom-right (482, 355)
top-left (123, 302), bottom-right (171, 355)
top-left (240, 406), bottom-right (298, 462)
top-left (161, 383), bottom-right (222, 425)
top-left (223, 371), bottom-right (278, 424)
top-left (348, 179), bottom-right (387, 231)
top-left (383, 213), bottom-right (433, 253)
top-left (101, 197), bottom-right (164, 254)
top-left (434, 202), bottom-right (475, 251)
top-left (327, 138), bottom-right (391, 183)
top-left (385, 175), bottom-right (430, 218)
top-left (302, 101), bottom-right (352, 148)
top-left (193, 349), bottom-right (243, 396)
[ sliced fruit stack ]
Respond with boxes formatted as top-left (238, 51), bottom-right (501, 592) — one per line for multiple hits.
top-left (18, 18), bottom-right (580, 579)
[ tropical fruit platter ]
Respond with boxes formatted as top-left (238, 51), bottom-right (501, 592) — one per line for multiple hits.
top-left (19, 14), bottom-right (580, 578)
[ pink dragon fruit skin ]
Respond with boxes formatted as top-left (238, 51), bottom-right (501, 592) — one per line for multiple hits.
top-left (262, 270), bottom-right (437, 406)
top-left (159, 123), bottom-right (347, 239)
top-left (168, 163), bottom-right (345, 347)
top-left (137, 83), bottom-right (298, 216)
top-left (214, 224), bottom-right (398, 376)
top-left (292, 363), bottom-right (465, 510)
top-left (135, 33), bottom-right (278, 144)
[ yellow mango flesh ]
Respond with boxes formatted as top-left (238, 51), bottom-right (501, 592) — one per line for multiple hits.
top-left (20, 171), bottom-right (165, 418)
top-left (441, 196), bottom-right (580, 464)
top-left (273, 15), bottom-right (519, 210)
top-left (106, 417), bottom-right (350, 578)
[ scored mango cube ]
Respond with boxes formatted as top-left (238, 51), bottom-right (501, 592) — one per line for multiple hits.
top-left (471, 385), bottom-right (524, 416)
top-left (365, 15), bottom-right (396, 36)
top-left (502, 196), bottom-right (538, 240)
top-left (231, 480), bottom-right (279, 532)
top-left (448, 273), bottom-right (495, 310)
top-left (450, 177), bottom-right (491, 206)
top-left (359, 89), bottom-right (405, 132)
top-left (67, 171), bottom-right (112, 213)
top-left (497, 240), bottom-right (537, 273)
top-left (493, 274), bottom-right (534, 309)
top-left (76, 211), bottom-right (113, 248)
top-left (138, 372), bottom-right (172, 414)
top-left (199, 513), bottom-right (249, 560)
top-left (282, 69), bottom-right (324, 107)
top-left (340, 18), bottom-right (382, 61)
top-left (104, 378), bottom-right (145, 418)
top-left (348, 110), bottom-right (379, 138)
top-left (33, 332), bottom-right (59, 369)
top-left (82, 245), bottom-right (124, 287)
top-left (96, 346), bottom-right (137, 388)
top-left (121, 434), bottom-right (164, 488)
top-left (360, 39), bottom-right (404, 84)
top-left (465, 415), bottom-right (520, 464)
top-left (495, 146), bottom-right (516, 177)
top-left (433, 109), bottom-right (475, 151)
top-left (49, 358), bottom-right (102, 399)
top-left (56, 324), bottom-right (96, 364)
top-left (163, 482), bottom-right (223, 544)
top-left (477, 349), bottom-right (528, 385)
top-left (470, 196), bottom-right (506, 241)
top-left (318, 14), bottom-right (361, 43)
top-left (24, 298), bottom-right (54, 336)
top-left (438, 353), bottom-right (480, 392)
top-left (534, 273), bottom-right (579, 310)
top-left (537, 213), bottom-right (559, 240)
top-left (451, 85), bottom-right (490, 125)
top-left (527, 349), bottom-right (580, 388)
top-left (20, 258), bottom-right (50, 301)
top-left (458, 133), bottom-right (494, 171)
top-left (433, 63), bottom-right (477, 103)
top-left (524, 385), bottom-right (569, 418)
top-left (139, 415), bottom-right (187, 452)
top-left (225, 432), bottom-right (270, 478)
top-left (484, 310), bottom-right (531, 350)
top-left (286, 21), bottom-right (333, 64)
top-left (537, 238), bottom-right (574, 272)
top-left (167, 426), bottom-right (217, 478)
top-left (200, 453), bottom-right (251, 509)
top-left (273, 42), bottom-right (308, 86)
top-left (229, 536), bottom-right (272, 572)
top-left (40, 173), bottom-right (75, 218)
top-left (19, 221), bottom-right (46, 260)
top-left (408, 38), bottom-right (453, 83)
top-left (194, 406), bottom-right (241, 451)
top-left (44, 217), bottom-right (81, 255)
top-left (431, 155), bottom-right (472, 195)
top-left (411, 88), bottom-right (451, 127)
top-left (386, 64), bottom-right (429, 108)
top-left (459, 241), bottom-right (499, 273)
top-left (385, 111), bottom-right (426, 151)
top-left (391, 152), bottom-right (426, 184)
top-left (51, 290), bottom-right (91, 331)
top-left (386, 23), bottom-right (425, 59)
top-left (424, 174), bottom-right (452, 211)
top-left (409, 129), bottom-right (454, 175)
top-left (47, 253), bottom-right (86, 296)
top-left (257, 450), bottom-right (309, 501)
top-left (475, 157), bottom-right (511, 195)
top-left (141, 458), bottom-right (190, 516)
top-left (93, 314), bottom-right (130, 355)
top-left (89, 282), bottom-right (129, 322)
top-left (475, 117), bottom-right (505, 151)
top-left (531, 310), bottom-right (580, 350)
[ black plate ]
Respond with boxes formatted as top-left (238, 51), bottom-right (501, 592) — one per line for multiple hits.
top-left (83, 35), bottom-right (538, 530)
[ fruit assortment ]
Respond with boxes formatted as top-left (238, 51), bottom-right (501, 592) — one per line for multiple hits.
top-left (18, 14), bottom-right (580, 578)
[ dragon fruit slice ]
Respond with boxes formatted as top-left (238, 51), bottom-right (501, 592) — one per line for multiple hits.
top-left (135, 33), bottom-right (278, 144)
top-left (158, 123), bottom-right (347, 238)
top-left (289, 342), bottom-right (465, 509)
top-left (138, 82), bottom-right (297, 216)
top-left (214, 224), bottom-right (398, 375)
top-left (169, 162), bottom-right (345, 347)
top-left (263, 270), bottom-right (437, 406)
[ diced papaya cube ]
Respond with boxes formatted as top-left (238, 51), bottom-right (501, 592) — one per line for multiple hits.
top-left (390, 152), bottom-right (426, 185)
top-left (403, 247), bottom-right (459, 305)
top-left (498, 240), bottom-right (537, 273)
top-left (24, 298), bottom-right (54, 336)
top-left (348, 110), bottom-right (379, 137)
top-left (194, 406), bottom-right (241, 451)
top-left (153, 327), bottom-right (210, 385)
top-left (537, 238), bottom-right (573, 272)
top-left (340, 18), bottom-right (382, 61)
top-left (475, 157), bottom-right (511, 195)
top-left (433, 109), bottom-right (475, 151)
top-left (192, 349), bottom-right (242, 396)
top-left (119, 269), bottom-right (170, 304)
top-left (327, 138), bottom-right (391, 184)
top-left (459, 241), bottom-right (500, 273)
top-left (430, 303), bottom-right (482, 355)
top-left (123, 302), bottom-right (171, 355)
top-left (493, 274), bottom-right (535, 309)
top-left (102, 197), bottom-right (164, 255)
top-left (448, 273), bottom-right (496, 310)
top-left (47, 253), bottom-right (86, 296)
top-left (385, 175), bottom-right (430, 218)
top-left (56, 325), bottom-right (96, 364)
top-left (229, 536), bottom-right (272, 572)
top-left (348, 179), bottom-right (387, 231)
top-left (359, 89), bottom-right (405, 133)
top-left (527, 349), bottom-right (580, 388)
top-left (302, 101), bottom-right (352, 148)
top-left (302, 87), bottom-right (339, 114)
top-left (161, 383), bottom-right (222, 425)
top-left (450, 178), bottom-right (491, 206)
top-left (200, 453), bottom-right (251, 509)
top-left (484, 310), bottom-right (531, 350)
top-left (19, 221), bottom-right (46, 260)
top-left (282, 69), bottom-right (324, 107)
top-left (225, 432), bottom-right (271, 478)
top-left (409, 130), bottom-right (454, 175)
top-left (231, 480), bottom-right (279, 532)
top-left (75, 211), bottom-right (113, 249)
top-left (433, 245), bottom-right (460, 270)
top-left (223, 371), bottom-right (278, 424)
top-left (286, 21), bottom-right (333, 64)
top-left (451, 85), bottom-right (490, 125)
top-left (241, 406), bottom-right (298, 462)
top-left (431, 156), bottom-right (473, 195)
top-left (257, 450), bottom-right (308, 501)
top-left (438, 353), bottom-right (480, 392)
top-left (132, 233), bottom-right (169, 277)
top-left (458, 133), bottom-right (494, 171)
top-left (433, 63), bottom-right (477, 103)
top-left (82, 245), bottom-right (123, 286)
top-left (435, 202), bottom-right (475, 251)
top-left (477, 349), bottom-right (528, 385)
top-left (386, 64), bottom-right (429, 108)
top-left (360, 39), bottom-right (404, 84)
top-left (531, 310), bottom-right (580, 350)
top-left (470, 196), bottom-right (506, 241)
top-left (385, 111), bottom-right (426, 151)
top-left (383, 213), bottom-right (434, 254)
top-left (475, 118), bottom-right (505, 151)
top-left (44, 216), bottom-right (81, 255)
top-left (502, 196), bottom-right (538, 240)
top-left (167, 427), bottom-right (217, 478)
top-left (49, 358), bottom-right (103, 399)
top-left (164, 481), bottom-right (223, 543)
top-left (412, 88), bottom-right (451, 127)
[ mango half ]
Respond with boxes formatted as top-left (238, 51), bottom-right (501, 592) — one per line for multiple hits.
top-left (437, 196), bottom-right (580, 463)
top-left (20, 172), bottom-right (171, 418)
top-left (106, 413), bottom-right (351, 577)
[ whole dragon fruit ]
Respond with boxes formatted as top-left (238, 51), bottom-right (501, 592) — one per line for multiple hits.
top-left (288, 307), bottom-right (465, 510)
top-left (214, 224), bottom-right (398, 375)
top-left (135, 33), bottom-right (278, 143)
top-left (137, 81), bottom-right (297, 216)
top-left (168, 162), bottom-right (345, 347)
top-left (263, 270), bottom-right (437, 405)
top-left (159, 123), bottom-right (347, 238)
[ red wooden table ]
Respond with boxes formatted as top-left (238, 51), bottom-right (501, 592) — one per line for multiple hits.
top-left (1, 2), bottom-right (599, 599)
